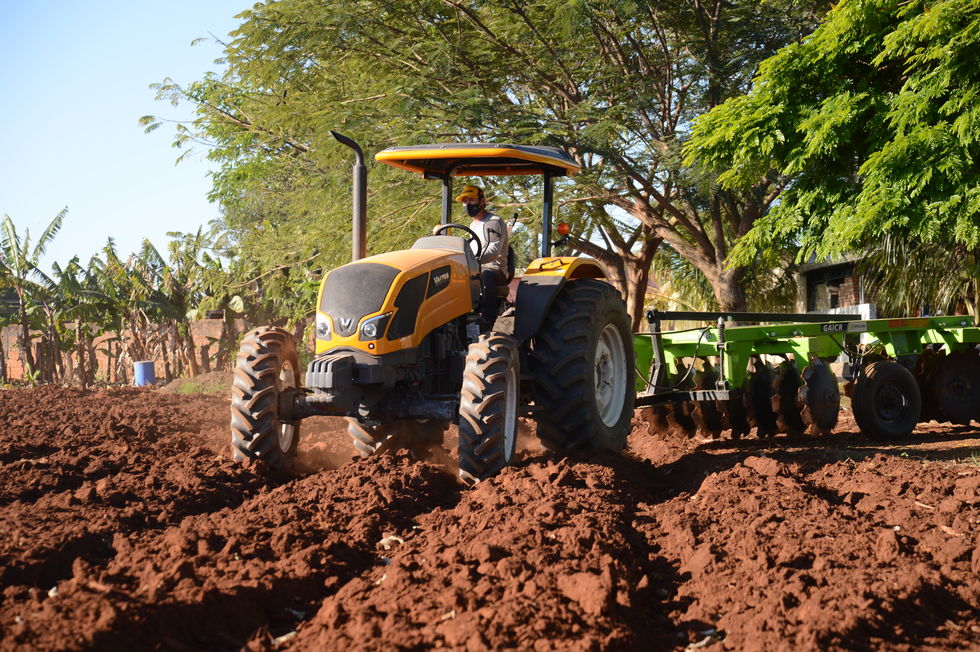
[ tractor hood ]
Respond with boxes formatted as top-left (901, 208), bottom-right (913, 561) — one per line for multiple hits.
top-left (316, 247), bottom-right (473, 356)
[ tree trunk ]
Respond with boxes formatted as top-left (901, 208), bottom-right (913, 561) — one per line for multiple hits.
top-left (75, 322), bottom-right (87, 388)
top-left (199, 343), bottom-right (211, 373)
top-left (0, 328), bottom-right (7, 384)
top-left (217, 313), bottom-right (239, 370)
top-left (625, 259), bottom-right (652, 331)
top-left (175, 326), bottom-right (199, 378)
top-left (63, 348), bottom-right (75, 387)
top-left (712, 267), bottom-right (748, 312)
top-left (16, 293), bottom-right (35, 374)
top-left (117, 341), bottom-right (129, 385)
top-left (46, 319), bottom-right (64, 384)
top-left (107, 339), bottom-right (115, 384)
top-left (86, 338), bottom-right (98, 386)
top-left (161, 326), bottom-right (173, 383)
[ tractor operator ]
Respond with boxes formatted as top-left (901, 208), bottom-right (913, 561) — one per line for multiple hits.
top-left (457, 184), bottom-right (509, 327)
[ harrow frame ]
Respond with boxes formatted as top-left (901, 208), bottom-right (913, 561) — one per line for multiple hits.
top-left (633, 311), bottom-right (980, 437)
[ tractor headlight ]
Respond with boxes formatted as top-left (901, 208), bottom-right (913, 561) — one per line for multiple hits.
top-left (316, 314), bottom-right (332, 339)
top-left (359, 312), bottom-right (392, 341)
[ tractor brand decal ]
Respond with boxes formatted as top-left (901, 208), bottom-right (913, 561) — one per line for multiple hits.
top-left (821, 320), bottom-right (868, 333)
top-left (426, 265), bottom-right (453, 298)
top-left (339, 317), bottom-right (354, 332)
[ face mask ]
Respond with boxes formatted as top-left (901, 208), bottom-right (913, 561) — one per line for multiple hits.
top-left (465, 203), bottom-right (482, 218)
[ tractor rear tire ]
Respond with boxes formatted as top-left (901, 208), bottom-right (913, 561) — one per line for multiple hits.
top-left (458, 332), bottom-right (520, 485)
top-left (531, 279), bottom-right (634, 452)
top-left (230, 327), bottom-right (301, 472)
top-left (852, 360), bottom-right (921, 440)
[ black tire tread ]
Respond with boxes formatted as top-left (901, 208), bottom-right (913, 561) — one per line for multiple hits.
top-left (530, 279), bottom-right (634, 451)
top-left (458, 332), bottom-right (519, 484)
top-left (852, 360), bottom-right (921, 440)
top-left (230, 326), bottom-right (300, 471)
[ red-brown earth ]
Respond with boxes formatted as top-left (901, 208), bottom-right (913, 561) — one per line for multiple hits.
top-left (0, 386), bottom-right (978, 650)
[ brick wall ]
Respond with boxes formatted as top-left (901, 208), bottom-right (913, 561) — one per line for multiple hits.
top-left (838, 275), bottom-right (862, 307)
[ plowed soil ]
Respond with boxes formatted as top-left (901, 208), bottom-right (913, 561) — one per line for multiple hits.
top-left (1, 386), bottom-right (979, 650)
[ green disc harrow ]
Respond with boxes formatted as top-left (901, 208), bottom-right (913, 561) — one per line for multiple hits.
top-left (634, 311), bottom-right (980, 440)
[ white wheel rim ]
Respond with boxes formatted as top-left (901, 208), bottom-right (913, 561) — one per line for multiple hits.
top-left (278, 361), bottom-right (296, 451)
top-left (595, 323), bottom-right (628, 428)
top-left (504, 359), bottom-right (518, 460)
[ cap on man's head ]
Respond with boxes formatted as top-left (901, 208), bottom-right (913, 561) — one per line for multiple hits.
top-left (455, 185), bottom-right (484, 203)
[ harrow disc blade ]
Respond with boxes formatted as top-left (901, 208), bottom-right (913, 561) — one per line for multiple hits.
top-left (744, 356), bottom-right (777, 438)
top-left (913, 348), bottom-right (945, 423)
top-left (665, 362), bottom-right (699, 438)
top-left (719, 396), bottom-right (750, 439)
top-left (667, 401), bottom-right (699, 437)
top-left (933, 349), bottom-right (980, 425)
top-left (638, 405), bottom-right (672, 439)
top-left (771, 360), bottom-right (806, 436)
top-left (691, 361), bottom-right (725, 439)
top-left (798, 361), bottom-right (840, 435)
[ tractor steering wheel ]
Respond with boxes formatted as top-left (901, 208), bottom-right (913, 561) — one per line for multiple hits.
top-left (432, 223), bottom-right (483, 261)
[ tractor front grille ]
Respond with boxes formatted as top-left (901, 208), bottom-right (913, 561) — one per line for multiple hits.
top-left (320, 262), bottom-right (400, 336)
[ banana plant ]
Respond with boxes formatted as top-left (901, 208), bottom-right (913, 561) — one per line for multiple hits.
top-left (0, 210), bottom-right (66, 377)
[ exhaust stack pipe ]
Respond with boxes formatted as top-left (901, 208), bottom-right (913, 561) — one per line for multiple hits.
top-left (331, 131), bottom-right (367, 262)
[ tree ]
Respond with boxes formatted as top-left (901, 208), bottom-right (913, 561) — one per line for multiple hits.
top-left (147, 0), bottom-right (829, 323)
top-left (685, 0), bottom-right (980, 319)
top-left (0, 210), bottom-right (66, 376)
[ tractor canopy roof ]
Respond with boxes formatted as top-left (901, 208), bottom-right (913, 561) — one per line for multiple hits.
top-left (375, 143), bottom-right (580, 177)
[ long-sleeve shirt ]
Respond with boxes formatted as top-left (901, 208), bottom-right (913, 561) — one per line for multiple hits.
top-left (470, 211), bottom-right (508, 276)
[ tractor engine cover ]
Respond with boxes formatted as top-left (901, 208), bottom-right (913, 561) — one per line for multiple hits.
top-left (314, 243), bottom-right (477, 358)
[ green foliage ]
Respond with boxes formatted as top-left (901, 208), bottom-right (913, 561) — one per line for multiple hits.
top-left (145, 0), bottom-right (828, 314)
top-left (0, 209), bottom-right (68, 372)
top-left (686, 0), bottom-right (980, 264)
top-left (857, 235), bottom-right (979, 317)
top-left (648, 241), bottom-right (799, 312)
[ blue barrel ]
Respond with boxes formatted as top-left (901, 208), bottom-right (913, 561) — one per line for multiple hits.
top-left (134, 361), bottom-right (156, 386)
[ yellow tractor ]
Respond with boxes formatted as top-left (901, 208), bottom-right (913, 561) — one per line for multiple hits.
top-left (230, 133), bottom-right (634, 483)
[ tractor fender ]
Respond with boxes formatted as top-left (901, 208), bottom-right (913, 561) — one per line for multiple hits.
top-left (513, 257), bottom-right (607, 342)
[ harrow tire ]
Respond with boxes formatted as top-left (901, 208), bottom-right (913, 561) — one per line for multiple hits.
top-left (458, 332), bottom-right (520, 485)
top-left (852, 360), bottom-right (921, 440)
top-left (932, 349), bottom-right (980, 425)
top-left (230, 326), bottom-right (301, 472)
top-left (531, 279), bottom-right (635, 452)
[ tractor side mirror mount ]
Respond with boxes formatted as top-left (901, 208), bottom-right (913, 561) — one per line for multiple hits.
top-left (551, 221), bottom-right (571, 248)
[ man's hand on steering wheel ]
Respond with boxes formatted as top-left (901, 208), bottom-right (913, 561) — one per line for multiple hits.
top-left (432, 223), bottom-right (483, 260)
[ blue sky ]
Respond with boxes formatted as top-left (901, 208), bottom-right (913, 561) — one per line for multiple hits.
top-left (0, 0), bottom-right (247, 269)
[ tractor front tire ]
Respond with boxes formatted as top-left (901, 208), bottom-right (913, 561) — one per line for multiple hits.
top-left (531, 279), bottom-right (634, 452)
top-left (230, 326), bottom-right (302, 472)
top-left (458, 332), bottom-right (520, 485)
